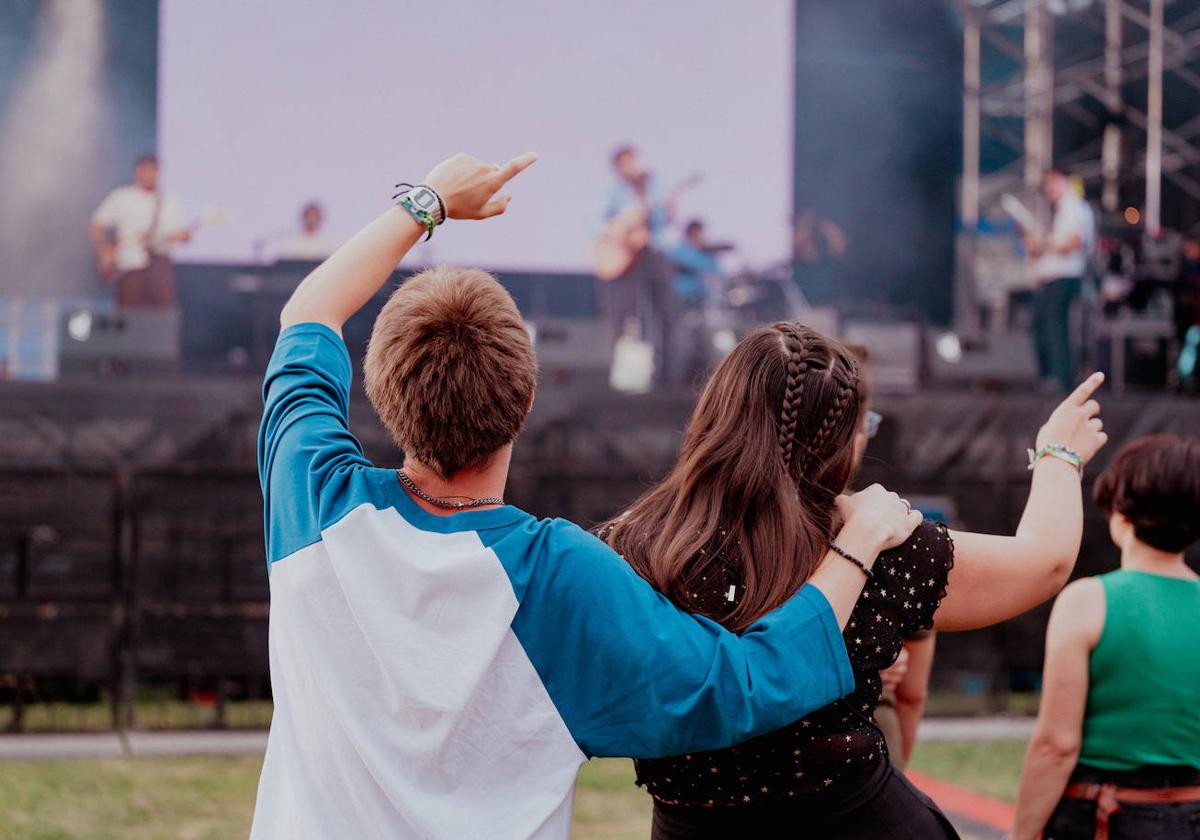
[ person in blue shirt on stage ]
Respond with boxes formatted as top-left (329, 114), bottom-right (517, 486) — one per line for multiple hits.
top-left (670, 219), bottom-right (718, 305)
top-left (251, 149), bottom-right (922, 839)
top-left (667, 218), bottom-right (723, 383)
top-left (596, 146), bottom-right (700, 385)
top-left (602, 145), bottom-right (673, 248)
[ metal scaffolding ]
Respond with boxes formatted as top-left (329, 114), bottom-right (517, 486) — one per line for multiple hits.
top-left (960, 0), bottom-right (1200, 224)
top-left (956, 0), bottom-right (1200, 333)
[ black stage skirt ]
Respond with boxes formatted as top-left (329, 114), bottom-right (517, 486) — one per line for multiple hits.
top-left (649, 758), bottom-right (960, 840)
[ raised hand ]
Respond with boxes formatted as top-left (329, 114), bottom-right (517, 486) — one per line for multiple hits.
top-left (423, 152), bottom-right (539, 220)
top-left (1035, 371), bottom-right (1108, 464)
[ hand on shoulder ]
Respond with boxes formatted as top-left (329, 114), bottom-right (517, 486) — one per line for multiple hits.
top-left (836, 484), bottom-right (923, 552)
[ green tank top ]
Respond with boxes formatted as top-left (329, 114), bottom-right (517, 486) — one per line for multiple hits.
top-left (1080, 569), bottom-right (1200, 771)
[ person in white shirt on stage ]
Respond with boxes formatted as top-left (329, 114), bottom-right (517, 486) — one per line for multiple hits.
top-left (89, 154), bottom-right (189, 309)
top-left (1025, 167), bottom-right (1091, 393)
top-left (274, 201), bottom-right (336, 261)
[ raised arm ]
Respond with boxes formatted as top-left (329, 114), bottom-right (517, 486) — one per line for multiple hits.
top-left (279, 151), bottom-right (538, 333)
top-left (933, 373), bottom-right (1108, 631)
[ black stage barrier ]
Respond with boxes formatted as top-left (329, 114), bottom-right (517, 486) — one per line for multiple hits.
top-left (1, 354), bottom-right (1198, 729)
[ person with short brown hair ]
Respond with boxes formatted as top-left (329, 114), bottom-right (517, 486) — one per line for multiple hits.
top-left (1013, 434), bottom-right (1200, 839)
top-left (364, 266), bottom-right (537, 478)
top-left (252, 151), bottom-right (922, 839)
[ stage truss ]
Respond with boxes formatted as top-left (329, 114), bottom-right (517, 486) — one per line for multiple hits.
top-left (954, 0), bottom-right (1200, 330)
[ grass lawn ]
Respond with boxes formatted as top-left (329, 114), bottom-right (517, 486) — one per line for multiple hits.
top-left (1, 702), bottom-right (275, 734)
top-left (0, 741), bottom-right (1027, 839)
top-left (909, 738), bottom-right (1027, 803)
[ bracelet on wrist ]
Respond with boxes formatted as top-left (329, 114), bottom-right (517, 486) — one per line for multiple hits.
top-left (419, 183), bottom-right (447, 224)
top-left (1027, 443), bottom-right (1084, 475)
top-left (392, 183), bottom-right (446, 241)
top-left (828, 541), bottom-right (872, 579)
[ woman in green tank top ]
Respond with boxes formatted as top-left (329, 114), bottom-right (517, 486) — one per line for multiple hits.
top-left (1013, 434), bottom-right (1200, 840)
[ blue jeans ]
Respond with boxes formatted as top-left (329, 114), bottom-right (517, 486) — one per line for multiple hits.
top-left (1033, 276), bottom-right (1081, 392)
top-left (1045, 763), bottom-right (1200, 840)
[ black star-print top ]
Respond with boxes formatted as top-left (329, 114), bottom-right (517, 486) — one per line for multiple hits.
top-left (633, 521), bottom-right (954, 808)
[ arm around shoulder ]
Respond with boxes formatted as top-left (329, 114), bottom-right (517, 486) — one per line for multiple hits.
top-left (513, 522), bottom-right (855, 760)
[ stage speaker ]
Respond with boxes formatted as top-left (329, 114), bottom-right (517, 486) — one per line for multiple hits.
top-left (526, 317), bottom-right (610, 384)
top-left (842, 320), bottom-right (924, 393)
top-left (59, 308), bottom-right (181, 375)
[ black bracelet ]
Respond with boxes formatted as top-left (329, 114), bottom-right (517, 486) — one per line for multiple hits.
top-left (828, 541), bottom-right (872, 578)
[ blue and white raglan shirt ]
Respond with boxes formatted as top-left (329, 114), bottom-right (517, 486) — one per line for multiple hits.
top-left (251, 323), bottom-right (855, 840)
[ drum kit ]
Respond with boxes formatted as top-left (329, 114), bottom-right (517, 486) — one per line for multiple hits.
top-left (686, 256), bottom-right (815, 373)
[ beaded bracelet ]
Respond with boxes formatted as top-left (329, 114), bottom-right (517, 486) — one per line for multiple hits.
top-left (829, 541), bottom-right (872, 579)
top-left (398, 194), bottom-right (436, 240)
top-left (1027, 443), bottom-right (1084, 475)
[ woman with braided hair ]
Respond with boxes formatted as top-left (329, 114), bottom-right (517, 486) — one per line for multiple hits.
top-left (601, 322), bottom-right (1109, 838)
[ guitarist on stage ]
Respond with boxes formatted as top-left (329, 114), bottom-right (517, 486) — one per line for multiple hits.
top-left (597, 145), bottom-right (691, 384)
top-left (90, 154), bottom-right (190, 310)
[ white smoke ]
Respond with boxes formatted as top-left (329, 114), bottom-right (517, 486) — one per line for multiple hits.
top-left (0, 0), bottom-right (110, 298)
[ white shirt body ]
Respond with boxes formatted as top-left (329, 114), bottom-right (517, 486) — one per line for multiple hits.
top-left (92, 186), bottom-right (186, 272)
top-left (1032, 192), bottom-right (1091, 283)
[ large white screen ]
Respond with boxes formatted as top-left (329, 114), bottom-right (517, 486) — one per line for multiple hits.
top-left (160, 0), bottom-right (793, 272)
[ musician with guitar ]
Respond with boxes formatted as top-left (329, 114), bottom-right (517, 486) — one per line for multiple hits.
top-left (1017, 168), bottom-right (1093, 394)
top-left (595, 144), bottom-right (700, 385)
top-left (89, 154), bottom-right (191, 309)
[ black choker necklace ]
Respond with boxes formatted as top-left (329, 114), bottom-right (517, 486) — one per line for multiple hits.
top-left (396, 469), bottom-right (504, 510)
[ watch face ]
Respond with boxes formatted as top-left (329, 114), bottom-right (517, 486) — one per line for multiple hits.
top-left (411, 188), bottom-right (437, 210)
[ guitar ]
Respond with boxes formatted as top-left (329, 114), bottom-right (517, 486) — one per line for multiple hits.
top-left (593, 173), bottom-right (702, 281)
top-left (98, 209), bottom-right (231, 282)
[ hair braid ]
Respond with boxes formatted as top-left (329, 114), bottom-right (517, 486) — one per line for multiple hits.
top-left (776, 324), bottom-right (809, 474)
top-left (798, 359), bottom-right (860, 473)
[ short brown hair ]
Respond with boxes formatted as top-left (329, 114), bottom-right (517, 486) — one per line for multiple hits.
top-left (1093, 434), bottom-right (1200, 553)
top-left (364, 267), bottom-right (537, 478)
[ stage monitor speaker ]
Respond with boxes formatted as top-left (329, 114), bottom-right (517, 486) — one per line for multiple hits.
top-left (842, 320), bottom-right (923, 393)
top-left (59, 308), bottom-right (181, 375)
top-left (526, 317), bottom-right (610, 384)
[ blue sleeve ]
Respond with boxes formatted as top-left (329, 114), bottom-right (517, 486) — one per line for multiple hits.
top-left (491, 520), bottom-right (855, 759)
top-left (669, 244), bottom-right (713, 274)
top-left (258, 323), bottom-right (373, 566)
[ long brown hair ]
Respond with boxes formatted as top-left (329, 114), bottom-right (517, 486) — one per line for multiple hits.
top-left (603, 323), bottom-right (863, 632)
